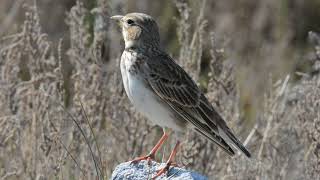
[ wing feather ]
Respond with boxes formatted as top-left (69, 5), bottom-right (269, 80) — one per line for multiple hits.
top-left (167, 101), bottom-right (235, 156)
top-left (143, 53), bottom-right (250, 157)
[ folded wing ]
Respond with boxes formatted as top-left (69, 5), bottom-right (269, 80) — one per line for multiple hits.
top-left (143, 53), bottom-right (251, 157)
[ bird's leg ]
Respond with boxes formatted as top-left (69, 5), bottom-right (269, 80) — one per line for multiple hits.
top-left (131, 131), bottom-right (169, 164)
top-left (152, 140), bottom-right (180, 179)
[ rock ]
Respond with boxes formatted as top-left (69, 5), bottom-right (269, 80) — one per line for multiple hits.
top-left (111, 160), bottom-right (208, 180)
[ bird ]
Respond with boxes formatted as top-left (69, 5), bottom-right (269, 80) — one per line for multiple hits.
top-left (110, 12), bottom-right (251, 179)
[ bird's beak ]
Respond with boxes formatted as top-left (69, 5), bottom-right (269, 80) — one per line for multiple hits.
top-left (110, 15), bottom-right (124, 26)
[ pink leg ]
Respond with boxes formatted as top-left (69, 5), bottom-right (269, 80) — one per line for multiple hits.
top-left (131, 132), bottom-right (169, 164)
top-left (152, 140), bottom-right (180, 179)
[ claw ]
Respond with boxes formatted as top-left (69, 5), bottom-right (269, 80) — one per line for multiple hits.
top-left (152, 163), bottom-right (171, 179)
top-left (152, 141), bottom-right (181, 179)
top-left (131, 153), bottom-right (154, 165)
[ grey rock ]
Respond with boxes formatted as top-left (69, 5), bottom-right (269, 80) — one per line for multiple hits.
top-left (111, 160), bottom-right (208, 180)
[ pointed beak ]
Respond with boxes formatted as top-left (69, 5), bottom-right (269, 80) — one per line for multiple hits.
top-left (110, 15), bottom-right (124, 26)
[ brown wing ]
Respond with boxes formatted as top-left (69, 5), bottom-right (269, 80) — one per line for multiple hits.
top-left (145, 55), bottom-right (200, 107)
top-left (143, 53), bottom-right (237, 156)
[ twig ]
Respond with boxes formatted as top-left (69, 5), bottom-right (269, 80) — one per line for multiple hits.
top-left (0, 170), bottom-right (20, 180)
top-left (57, 100), bottom-right (102, 179)
top-left (258, 75), bottom-right (290, 160)
top-left (41, 90), bottom-right (102, 179)
top-left (243, 123), bottom-right (258, 147)
top-left (78, 97), bottom-right (105, 179)
top-left (58, 138), bottom-right (86, 178)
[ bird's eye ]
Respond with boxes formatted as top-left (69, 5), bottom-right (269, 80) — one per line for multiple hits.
top-left (127, 19), bottom-right (134, 25)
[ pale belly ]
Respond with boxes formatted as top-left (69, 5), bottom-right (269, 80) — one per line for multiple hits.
top-left (121, 62), bottom-right (183, 131)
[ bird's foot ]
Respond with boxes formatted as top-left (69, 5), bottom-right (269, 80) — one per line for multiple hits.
top-left (131, 132), bottom-right (169, 165)
top-left (152, 140), bottom-right (181, 179)
top-left (170, 162), bottom-right (181, 168)
top-left (131, 153), bottom-right (155, 165)
top-left (152, 161), bottom-right (172, 179)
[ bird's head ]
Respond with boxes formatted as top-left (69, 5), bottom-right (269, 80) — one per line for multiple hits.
top-left (110, 13), bottom-right (160, 49)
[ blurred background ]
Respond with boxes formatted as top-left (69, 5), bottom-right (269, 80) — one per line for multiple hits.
top-left (0, 0), bottom-right (320, 179)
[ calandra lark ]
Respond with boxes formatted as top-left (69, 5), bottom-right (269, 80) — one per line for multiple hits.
top-left (111, 12), bottom-right (251, 178)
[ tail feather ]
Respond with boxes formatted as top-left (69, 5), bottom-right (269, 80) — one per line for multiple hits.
top-left (194, 128), bottom-right (235, 156)
top-left (220, 127), bottom-right (251, 158)
top-left (198, 95), bottom-right (251, 158)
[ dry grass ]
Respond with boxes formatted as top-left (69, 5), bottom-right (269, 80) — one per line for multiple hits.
top-left (0, 0), bottom-right (319, 179)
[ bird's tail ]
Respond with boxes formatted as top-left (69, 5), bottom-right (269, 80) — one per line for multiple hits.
top-left (219, 126), bottom-right (251, 158)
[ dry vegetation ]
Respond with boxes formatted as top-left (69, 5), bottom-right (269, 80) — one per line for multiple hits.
top-left (0, 0), bottom-right (320, 179)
